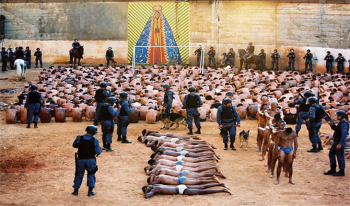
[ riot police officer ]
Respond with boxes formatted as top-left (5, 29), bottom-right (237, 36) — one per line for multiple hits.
top-left (162, 84), bottom-right (173, 114)
top-left (117, 92), bottom-right (132, 143)
top-left (25, 46), bottom-right (31, 69)
top-left (99, 97), bottom-right (118, 152)
top-left (324, 51), bottom-right (334, 74)
top-left (287, 49), bottom-right (296, 71)
top-left (217, 98), bottom-right (240, 150)
top-left (1, 47), bottom-right (8, 71)
top-left (207, 47), bottom-right (216, 69)
top-left (72, 39), bottom-right (81, 53)
top-left (105, 47), bottom-right (114, 67)
top-left (221, 52), bottom-right (228, 66)
top-left (227, 48), bottom-right (235, 67)
top-left (34, 48), bottom-right (42, 68)
top-left (94, 82), bottom-right (111, 125)
top-left (294, 90), bottom-right (313, 136)
top-left (194, 45), bottom-right (202, 67)
top-left (324, 111), bottom-right (348, 176)
top-left (72, 125), bottom-right (101, 197)
top-left (14, 46), bottom-right (26, 60)
top-left (307, 97), bottom-right (332, 152)
top-left (183, 86), bottom-right (202, 135)
top-left (303, 49), bottom-right (313, 72)
top-left (25, 84), bottom-right (42, 128)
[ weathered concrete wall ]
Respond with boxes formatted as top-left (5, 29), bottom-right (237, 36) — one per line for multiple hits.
top-left (1, 1), bottom-right (349, 72)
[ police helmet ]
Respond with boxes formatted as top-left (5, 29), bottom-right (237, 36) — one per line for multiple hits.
top-left (120, 92), bottom-right (128, 99)
top-left (226, 91), bottom-right (234, 96)
top-left (223, 98), bottom-right (232, 105)
top-left (338, 53), bottom-right (342, 56)
top-left (19, 46), bottom-right (23, 49)
top-left (188, 86), bottom-right (196, 92)
top-left (2, 47), bottom-right (5, 50)
top-left (162, 84), bottom-right (170, 89)
top-left (74, 39), bottom-right (78, 41)
top-left (100, 82), bottom-right (107, 88)
top-left (26, 46), bottom-right (29, 48)
top-left (30, 84), bottom-right (38, 90)
top-left (223, 52), bottom-right (226, 55)
top-left (85, 125), bottom-right (98, 135)
top-left (336, 110), bottom-right (346, 118)
top-left (304, 90), bottom-right (313, 98)
top-left (308, 97), bottom-right (318, 104)
top-left (290, 49), bottom-right (294, 51)
top-left (108, 47), bottom-right (112, 50)
top-left (249, 42), bottom-right (253, 45)
top-left (36, 48), bottom-right (40, 50)
top-left (307, 49), bottom-right (310, 52)
top-left (107, 97), bottom-right (117, 105)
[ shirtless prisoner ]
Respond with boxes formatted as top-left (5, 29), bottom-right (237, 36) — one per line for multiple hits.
top-left (148, 174), bottom-right (220, 185)
top-left (257, 104), bottom-right (268, 152)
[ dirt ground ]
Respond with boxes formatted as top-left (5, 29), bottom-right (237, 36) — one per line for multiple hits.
top-left (0, 67), bottom-right (349, 206)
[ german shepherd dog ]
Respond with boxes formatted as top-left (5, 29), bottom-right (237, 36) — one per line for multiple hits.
top-left (158, 113), bottom-right (188, 130)
top-left (239, 130), bottom-right (250, 151)
top-left (110, 59), bottom-right (117, 68)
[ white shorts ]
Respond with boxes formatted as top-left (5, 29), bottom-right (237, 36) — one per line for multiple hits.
top-left (176, 165), bottom-right (183, 172)
top-left (177, 185), bottom-right (187, 195)
top-left (177, 156), bottom-right (185, 161)
top-left (171, 138), bottom-right (179, 144)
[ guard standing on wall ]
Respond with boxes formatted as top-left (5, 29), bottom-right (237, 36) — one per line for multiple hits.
top-left (25, 84), bottom-right (42, 129)
top-left (117, 92), bottom-right (132, 143)
top-left (335, 53), bottom-right (346, 74)
top-left (25, 46), bottom-right (31, 69)
top-left (183, 86), bottom-right (202, 135)
top-left (207, 47), bottom-right (216, 69)
top-left (303, 49), bottom-right (313, 73)
top-left (162, 84), bottom-right (173, 114)
top-left (1, 47), bottom-right (8, 72)
top-left (227, 48), bottom-right (235, 67)
top-left (287, 49), bottom-right (296, 71)
top-left (105, 47), bottom-right (114, 67)
top-left (194, 45), bottom-right (202, 67)
top-left (34, 48), bottom-right (42, 68)
top-left (72, 125), bottom-right (101, 197)
top-left (94, 82), bottom-right (111, 126)
top-left (324, 51), bottom-right (334, 74)
top-left (271, 49), bottom-right (280, 70)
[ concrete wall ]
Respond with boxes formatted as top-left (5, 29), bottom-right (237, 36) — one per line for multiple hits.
top-left (1, 1), bottom-right (349, 72)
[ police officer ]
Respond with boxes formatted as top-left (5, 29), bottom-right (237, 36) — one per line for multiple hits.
top-left (94, 82), bottom-right (111, 125)
top-left (25, 46), bottom-right (31, 69)
top-left (34, 48), bottom-right (42, 68)
top-left (303, 49), bottom-right (313, 72)
top-left (72, 125), bottom-right (101, 197)
top-left (227, 48), bottom-right (235, 67)
top-left (72, 39), bottom-right (81, 53)
top-left (14, 46), bottom-right (26, 60)
top-left (258, 49), bottom-right (266, 69)
top-left (1, 47), bottom-right (8, 71)
top-left (287, 49), bottom-right (296, 71)
top-left (294, 90), bottom-right (313, 137)
top-left (25, 84), bottom-right (42, 128)
top-left (194, 45), bottom-right (202, 67)
top-left (207, 47), bottom-right (216, 69)
top-left (217, 99), bottom-right (240, 150)
top-left (221, 52), bottom-right (228, 66)
top-left (162, 84), bottom-right (173, 114)
top-left (307, 97), bottom-right (332, 152)
top-left (183, 86), bottom-right (202, 135)
top-left (117, 92), bottom-right (132, 143)
top-left (222, 91), bottom-right (234, 104)
top-left (335, 53), bottom-right (346, 74)
top-left (105, 47), bottom-right (114, 67)
top-left (99, 97), bottom-right (118, 152)
top-left (271, 49), bottom-right (280, 70)
top-left (8, 48), bottom-right (15, 70)
top-left (324, 111), bottom-right (349, 176)
top-left (324, 51), bottom-right (334, 74)
top-left (243, 42), bottom-right (255, 61)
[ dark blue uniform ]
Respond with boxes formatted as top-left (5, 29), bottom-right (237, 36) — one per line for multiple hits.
top-left (25, 49), bottom-right (31, 69)
top-left (99, 104), bottom-right (118, 148)
top-left (9, 50), bottom-right (15, 70)
top-left (25, 90), bottom-right (42, 124)
top-left (324, 54), bottom-right (334, 74)
top-left (183, 93), bottom-right (202, 131)
top-left (259, 52), bottom-right (266, 69)
top-left (335, 56), bottom-right (346, 74)
top-left (294, 97), bottom-right (310, 134)
top-left (1, 50), bottom-right (8, 71)
top-left (207, 50), bottom-right (216, 68)
top-left (94, 88), bottom-right (111, 123)
top-left (15, 50), bottom-right (26, 60)
top-left (105, 50), bottom-right (114, 67)
top-left (271, 52), bottom-right (280, 70)
top-left (164, 91), bottom-right (173, 114)
top-left (72, 42), bottom-right (81, 53)
top-left (308, 104), bottom-right (331, 148)
top-left (287, 52), bottom-right (296, 71)
top-left (227, 51), bottom-right (235, 67)
top-left (34, 50), bottom-right (42, 68)
top-left (304, 52), bottom-right (313, 72)
top-left (217, 105), bottom-right (240, 144)
top-left (117, 99), bottom-right (130, 137)
top-left (72, 134), bottom-right (101, 190)
top-left (222, 55), bottom-right (228, 66)
top-left (194, 48), bottom-right (202, 66)
top-left (329, 119), bottom-right (349, 171)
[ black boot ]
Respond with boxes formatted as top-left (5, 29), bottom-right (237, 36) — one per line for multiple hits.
top-left (122, 136), bottom-right (132, 143)
top-left (93, 121), bottom-right (99, 126)
top-left (117, 134), bottom-right (122, 141)
top-left (88, 187), bottom-right (96, 197)
top-left (34, 122), bottom-right (38, 128)
top-left (194, 128), bottom-right (201, 134)
top-left (296, 131), bottom-right (299, 137)
top-left (324, 166), bottom-right (336, 175)
top-left (224, 143), bottom-right (228, 150)
top-left (307, 144), bottom-right (318, 153)
top-left (26, 123), bottom-right (30, 128)
top-left (187, 129), bottom-right (193, 135)
top-left (230, 143), bottom-right (236, 151)
top-left (72, 188), bottom-right (79, 196)
top-left (318, 143), bottom-right (323, 151)
top-left (332, 169), bottom-right (345, 176)
top-left (105, 144), bottom-right (114, 152)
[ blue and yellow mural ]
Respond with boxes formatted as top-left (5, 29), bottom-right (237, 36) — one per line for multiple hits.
top-left (128, 2), bottom-right (189, 64)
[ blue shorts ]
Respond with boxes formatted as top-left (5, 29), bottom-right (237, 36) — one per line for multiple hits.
top-left (178, 176), bottom-right (187, 184)
top-left (280, 146), bottom-right (293, 154)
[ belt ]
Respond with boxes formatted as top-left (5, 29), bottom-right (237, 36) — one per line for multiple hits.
top-left (222, 120), bottom-right (234, 123)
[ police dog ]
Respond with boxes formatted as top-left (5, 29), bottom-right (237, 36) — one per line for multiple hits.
top-left (110, 59), bottom-right (117, 68)
top-left (158, 112), bottom-right (188, 130)
top-left (239, 130), bottom-right (250, 151)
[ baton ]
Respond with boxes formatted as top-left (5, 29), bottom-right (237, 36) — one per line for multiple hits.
top-left (218, 124), bottom-right (239, 129)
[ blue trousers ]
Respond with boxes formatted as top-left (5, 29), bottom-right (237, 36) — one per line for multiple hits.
top-left (221, 123), bottom-right (236, 143)
top-left (101, 120), bottom-right (114, 147)
top-left (208, 57), bottom-right (216, 68)
top-left (27, 103), bottom-right (40, 123)
top-left (308, 121), bottom-right (322, 145)
top-left (196, 56), bottom-right (201, 66)
top-left (94, 102), bottom-right (105, 122)
top-left (271, 60), bottom-right (279, 70)
top-left (117, 116), bottom-right (129, 136)
top-left (35, 57), bottom-right (42, 67)
top-left (186, 108), bottom-right (201, 130)
top-left (329, 142), bottom-right (345, 170)
top-left (2, 58), bottom-right (7, 71)
top-left (106, 57), bottom-right (113, 67)
top-left (26, 57), bottom-right (31, 68)
top-left (326, 62), bottom-right (333, 74)
top-left (10, 58), bottom-right (15, 69)
top-left (295, 111), bottom-right (309, 132)
top-left (260, 59), bottom-right (266, 69)
top-left (288, 59), bottom-right (295, 70)
top-left (73, 158), bottom-right (97, 189)
top-left (165, 103), bottom-right (172, 114)
top-left (229, 58), bottom-right (235, 67)
top-left (305, 60), bottom-right (312, 72)
top-left (337, 64), bottom-right (344, 74)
